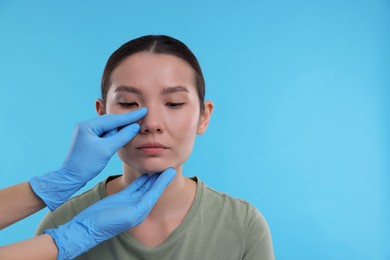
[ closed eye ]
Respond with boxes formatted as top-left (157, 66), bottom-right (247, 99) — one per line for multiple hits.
top-left (118, 102), bottom-right (139, 108)
top-left (166, 102), bottom-right (185, 109)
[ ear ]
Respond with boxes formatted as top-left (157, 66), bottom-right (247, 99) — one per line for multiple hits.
top-left (95, 99), bottom-right (106, 115)
top-left (197, 100), bottom-right (214, 135)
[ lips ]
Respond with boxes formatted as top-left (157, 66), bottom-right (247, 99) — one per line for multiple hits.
top-left (136, 141), bottom-right (168, 155)
top-left (136, 141), bottom-right (168, 149)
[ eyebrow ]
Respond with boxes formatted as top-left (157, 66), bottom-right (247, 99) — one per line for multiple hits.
top-left (115, 85), bottom-right (142, 95)
top-left (114, 85), bottom-right (189, 95)
top-left (161, 86), bottom-right (189, 95)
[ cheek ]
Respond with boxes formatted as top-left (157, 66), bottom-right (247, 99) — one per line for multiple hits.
top-left (171, 112), bottom-right (199, 145)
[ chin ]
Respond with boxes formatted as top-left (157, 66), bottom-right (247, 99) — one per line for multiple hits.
top-left (119, 152), bottom-right (186, 175)
top-left (140, 167), bottom-right (168, 175)
top-left (130, 161), bottom-right (175, 175)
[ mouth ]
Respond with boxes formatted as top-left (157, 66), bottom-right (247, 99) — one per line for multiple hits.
top-left (136, 141), bottom-right (168, 155)
top-left (136, 141), bottom-right (168, 149)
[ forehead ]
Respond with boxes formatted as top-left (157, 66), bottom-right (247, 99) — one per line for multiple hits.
top-left (109, 52), bottom-right (196, 94)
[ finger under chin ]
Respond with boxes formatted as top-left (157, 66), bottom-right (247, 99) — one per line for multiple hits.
top-left (142, 168), bottom-right (176, 200)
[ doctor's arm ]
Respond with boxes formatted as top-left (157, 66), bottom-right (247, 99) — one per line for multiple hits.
top-left (0, 182), bottom-right (45, 230)
top-left (0, 234), bottom-right (58, 260)
top-left (0, 170), bottom-right (175, 260)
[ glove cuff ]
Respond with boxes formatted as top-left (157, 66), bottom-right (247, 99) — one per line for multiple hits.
top-left (44, 220), bottom-right (96, 260)
top-left (30, 170), bottom-right (85, 211)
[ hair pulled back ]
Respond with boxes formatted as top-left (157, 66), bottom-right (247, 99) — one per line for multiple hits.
top-left (101, 35), bottom-right (205, 111)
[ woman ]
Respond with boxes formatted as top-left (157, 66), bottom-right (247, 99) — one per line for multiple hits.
top-left (36, 35), bottom-right (275, 259)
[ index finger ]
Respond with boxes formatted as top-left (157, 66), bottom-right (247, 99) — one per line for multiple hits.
top-left (89, 108), bottom-right (147, 135)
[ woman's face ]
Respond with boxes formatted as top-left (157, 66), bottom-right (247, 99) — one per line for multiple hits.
top-left (96, 52), bottom-right (212, 175)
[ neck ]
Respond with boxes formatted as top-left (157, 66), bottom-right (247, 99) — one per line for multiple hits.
top-left (106, 165), bottom-right (197, 220)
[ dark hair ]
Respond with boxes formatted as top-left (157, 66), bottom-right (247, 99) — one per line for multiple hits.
top-left (101, 35), bottom-right (205, 111)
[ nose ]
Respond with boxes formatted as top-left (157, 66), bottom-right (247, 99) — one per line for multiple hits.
top-left (139, 106), bottom-right (163, 134)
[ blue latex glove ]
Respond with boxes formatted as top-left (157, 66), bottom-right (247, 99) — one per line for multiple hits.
top-left (45, 168), bottom-right (176, 260)
top-left (30, 108), bottom-right (147, 210)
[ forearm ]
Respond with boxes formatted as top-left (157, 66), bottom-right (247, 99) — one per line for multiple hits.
top-left (0, 234), bottom-right (58, 260)
top-left (0, 182), bottom-right (45, 229)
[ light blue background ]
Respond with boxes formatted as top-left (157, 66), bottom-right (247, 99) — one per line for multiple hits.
top-left (0, 1), bottom-right (389, 259)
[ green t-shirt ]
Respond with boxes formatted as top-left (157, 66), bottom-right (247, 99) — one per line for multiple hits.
top-left (36, 177), bottom-right (275, 260)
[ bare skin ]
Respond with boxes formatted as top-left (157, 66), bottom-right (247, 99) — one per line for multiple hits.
top-left (0, 234), bottom-right (57, 260)
top-left (0, 182), bottom-right (45, 230)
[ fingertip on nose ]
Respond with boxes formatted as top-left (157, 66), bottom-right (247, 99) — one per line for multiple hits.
top-left (129, 123), bottom-right (141, 132)
top-left (139, 107), bottom-right (148, 114)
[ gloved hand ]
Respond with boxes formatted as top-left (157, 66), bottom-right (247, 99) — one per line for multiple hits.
top-left (45, 168), bottom-right (176, 260)
top-left (30, 108), bottom-right (147, 210)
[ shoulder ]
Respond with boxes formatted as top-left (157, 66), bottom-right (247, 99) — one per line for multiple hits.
top-left (243, 207), bottom-right (275, 259)
top-left (196, 178), bottom-right (275, 259)
top-left (195, 178), bottom-right (266, 228)
top-left (199, 178), bottom-right (259, 220)
top-left (35, 180), bottom-right (106, 235)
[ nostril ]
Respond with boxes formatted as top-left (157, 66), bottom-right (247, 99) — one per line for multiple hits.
top-left (140, 125), bottom-right (149, 133)
top-left (140, 123), bottom-right (162, 134)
